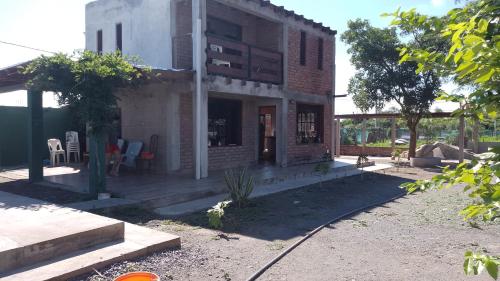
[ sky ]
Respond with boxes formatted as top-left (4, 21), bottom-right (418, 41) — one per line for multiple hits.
top-left (0, 0), bottom-right (460, 111)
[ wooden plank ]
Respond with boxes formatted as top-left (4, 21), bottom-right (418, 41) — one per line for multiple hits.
top-left (250, 72), bottom-right (282, 84)
top-left (251, 56), bottom-right (282, 72)
top-left (207, 50), bottom-right (248, 65)
top-left (207, 36), bottom-right (248, 53)
top-left (250, 47), bottom-right (282, 60)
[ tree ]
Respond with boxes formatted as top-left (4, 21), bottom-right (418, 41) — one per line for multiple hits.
top-left (389, 0), bottom-right (499, 279)
top-left (23, 51), bottom-right (144, 197)
top-left (341, 19), bottom-right (442, 158)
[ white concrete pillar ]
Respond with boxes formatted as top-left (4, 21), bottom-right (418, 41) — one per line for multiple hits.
top-left (192, 0), bottom-right (208, 179)
top-left (459, 115), bottom-right (465, 163)
top-left (278, 98), bottom-right (289, 167)
top-left (166, 92), bottom-right (181, 173)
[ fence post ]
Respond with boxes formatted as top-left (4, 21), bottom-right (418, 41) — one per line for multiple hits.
top-left (459, 115), bottom-right (465, 163)
top-left (391, 117), bottom-right (396, 151)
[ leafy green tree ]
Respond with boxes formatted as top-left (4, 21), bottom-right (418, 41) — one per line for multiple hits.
top-left (341, 19), bottom-right (442, 158)
top-left (389, 0), bottom-right (499, 278)
top-left (23, 51), bottom-right (143, 197)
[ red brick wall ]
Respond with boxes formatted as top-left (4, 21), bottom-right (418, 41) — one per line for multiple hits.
top-left (340, 145), bottom-right (394, 157)
top-left (173, 0), bottom-right (193, 69)
top-left (287, 28), bottom-right (333, 96)
top-left (208, 99), bottom-right (257, 170)
top-left (287, 102), bottom-right (332, 164)
top-left (180, 93), bottom-right (193, 171)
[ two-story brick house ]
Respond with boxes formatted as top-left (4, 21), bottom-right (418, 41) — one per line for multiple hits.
top-left (85, 0), bottom-right (336, 179)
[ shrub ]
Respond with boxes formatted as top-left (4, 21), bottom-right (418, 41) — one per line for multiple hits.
top-left (207, 201), bottom-right (230, 229)
top-left (224, 168), bottom-right (254, 208)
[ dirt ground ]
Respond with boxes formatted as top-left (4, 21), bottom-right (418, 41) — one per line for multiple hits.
top-left (74, 166), bottom-right (499, 281)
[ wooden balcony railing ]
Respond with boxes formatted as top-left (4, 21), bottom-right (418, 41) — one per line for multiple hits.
top-left (206, 35), bottom-right (283, 84)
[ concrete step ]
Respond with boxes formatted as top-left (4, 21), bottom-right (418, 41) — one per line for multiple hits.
top-left (0, 191), bottom-right (125, 274)
top-left (1, 223), bottom-right (180, 281)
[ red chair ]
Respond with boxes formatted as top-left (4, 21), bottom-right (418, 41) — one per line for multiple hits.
top-left (140, 134), bottom-right (158, 171)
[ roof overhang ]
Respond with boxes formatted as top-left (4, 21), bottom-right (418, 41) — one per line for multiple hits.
top-left (0, 60), bottom-right (193, 94)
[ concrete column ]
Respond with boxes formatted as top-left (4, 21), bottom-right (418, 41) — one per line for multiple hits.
top-left (459, 115), bottom-right (465, 163)
top-left (278, 98), bottom-right (289, 167)
top-left (192, 0), bottom-right (208, 179)
top-left (27, 89), bottom-right (44, 183)
top-left (473, 118), bottom-right (480, 153)
top-left (391, 117), bottom-right (396, 150)
top-left (282, 24), bottom-right (289, 91)
top-left (166, 92), bottom-right (181, 173)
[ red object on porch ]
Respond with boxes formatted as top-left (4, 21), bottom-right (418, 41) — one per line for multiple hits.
top-left (140, 151), bottom-right (154, 160)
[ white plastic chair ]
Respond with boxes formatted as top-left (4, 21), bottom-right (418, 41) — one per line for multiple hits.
top-left (65, 131), bottom-right (80, 163)
top-left (48, 139), bottom-right (66, 166)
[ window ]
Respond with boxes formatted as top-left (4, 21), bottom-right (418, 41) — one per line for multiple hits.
top-left (97, 29), bottom-right (103, 54)
top-left (300, 31), bottom-right (307, 66)
top-left (208, 98), bottom-right (242, 146)
top-left (296, 104), bottom-right (323, 144)
top-left (116, 23), bottom-right (122, 52)
top-left (318, 38), bottom-right (324, 70)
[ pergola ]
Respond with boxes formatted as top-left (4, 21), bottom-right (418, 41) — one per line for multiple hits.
top-left (0, 61), bottom-right (193, 183)
top-left (332, 112), bottom-right (471, 162)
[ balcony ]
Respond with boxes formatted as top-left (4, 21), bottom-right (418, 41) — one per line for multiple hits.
top-left (206, 35), bottom-right (283, 85)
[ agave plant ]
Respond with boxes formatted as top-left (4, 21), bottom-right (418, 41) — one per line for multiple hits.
top-left (224, 167), bottom-right (254, 208)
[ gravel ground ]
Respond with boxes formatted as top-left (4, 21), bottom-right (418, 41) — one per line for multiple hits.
top-left (75, 167), bottom-right (499, 281)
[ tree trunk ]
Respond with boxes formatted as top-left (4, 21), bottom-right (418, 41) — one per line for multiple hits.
top-left (408, 127), bottom-right (417, 159)
top-left (89, 132), bottom-right (106, 198)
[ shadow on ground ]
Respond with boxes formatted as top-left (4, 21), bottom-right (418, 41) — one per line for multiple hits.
top-left (93, 171), bottom-right (412, 242)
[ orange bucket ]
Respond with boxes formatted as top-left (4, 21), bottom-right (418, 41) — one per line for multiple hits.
top-left (114, 272), bottom-right (160, 281)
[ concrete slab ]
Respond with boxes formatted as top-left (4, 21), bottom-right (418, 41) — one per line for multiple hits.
top-left (0, 191), bottom-right (180, 280)
top-left (1, 223), bottom-right (180, 281)
top-left (0, 191), bottom-right (124, 273)
top-left (155, 163), bottom-right (392, 216)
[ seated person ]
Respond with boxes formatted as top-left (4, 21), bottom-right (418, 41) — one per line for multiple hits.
top-left (105, 138), bottom-right (122, 176)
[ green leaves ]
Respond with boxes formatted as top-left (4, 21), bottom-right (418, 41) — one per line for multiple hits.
top-left (464, 251), bottom-right (500, 280)
top-left (207, 201), bottom-right (230, 229)
top-left (23, 50), bottom-right (144, 135)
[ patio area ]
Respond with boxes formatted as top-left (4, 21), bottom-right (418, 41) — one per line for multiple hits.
top-left (0, 158), bottom-right (382, 209)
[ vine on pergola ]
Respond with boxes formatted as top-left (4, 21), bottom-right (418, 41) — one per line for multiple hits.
top-left (23, 50), bottom-right (145, 196)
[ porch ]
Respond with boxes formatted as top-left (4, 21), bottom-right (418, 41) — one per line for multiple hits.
top-left (0, 157), bottom-right (384, 210)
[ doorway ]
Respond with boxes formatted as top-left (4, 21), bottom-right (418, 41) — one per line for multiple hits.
top-left (258, 106), bottom-right (276, 164)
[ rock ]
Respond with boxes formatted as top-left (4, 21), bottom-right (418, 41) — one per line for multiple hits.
top-left (416, 144), bottom-right (436, 158)
top-left (432, 147), bottom-right (445, 159)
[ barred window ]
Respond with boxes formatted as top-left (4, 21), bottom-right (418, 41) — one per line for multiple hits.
top-left (296, 104), bottom-right (323, 144)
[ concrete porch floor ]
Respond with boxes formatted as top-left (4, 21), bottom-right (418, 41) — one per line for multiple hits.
top-left (0, 158), bottom-right (378, 209)
top-left (0, 191), bottom-right (180, 280)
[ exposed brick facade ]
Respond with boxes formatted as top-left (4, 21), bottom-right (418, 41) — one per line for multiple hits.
top-left (287, 102), bottom-right (332, 165)
top-left (173, 0), bottom-right (193, 69)
top-left (287, 27), bottom-right (333, 96)
top-left (207, 98), bottom-right (257, 170)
